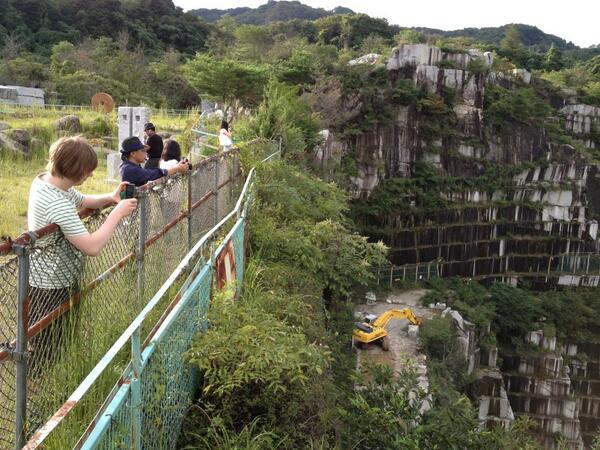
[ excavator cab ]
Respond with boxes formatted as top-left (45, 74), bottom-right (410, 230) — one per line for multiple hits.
top-left (363, 314), bottom-right (377, 324)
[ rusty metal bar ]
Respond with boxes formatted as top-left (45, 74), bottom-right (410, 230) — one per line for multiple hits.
top-left (131, 191), bottom-right (147, 450)
top-left (13, 243), bottom-right (29, 450)
top-left (187, 169), bottom-right (193, 250)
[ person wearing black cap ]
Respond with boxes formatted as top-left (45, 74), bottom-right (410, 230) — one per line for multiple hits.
top-left (144, 122), bottom-right (163, 169)
top-left (119, 136), bottom-right (188, 186)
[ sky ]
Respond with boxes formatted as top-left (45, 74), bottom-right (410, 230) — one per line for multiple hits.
top-left (173, 0), bottom-right (600, 48)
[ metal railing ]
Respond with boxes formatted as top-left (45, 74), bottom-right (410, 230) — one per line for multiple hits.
top-left (378, 252), bottom-right (600, 287)
top-left (0, 139), bottom-right (279, 450)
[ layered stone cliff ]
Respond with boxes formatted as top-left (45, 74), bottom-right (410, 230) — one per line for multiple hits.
top-left (326, 44), bottom-right (600, 284)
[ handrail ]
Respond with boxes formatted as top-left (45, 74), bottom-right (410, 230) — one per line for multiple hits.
top-left (191, 128), bottom-right (219, 138)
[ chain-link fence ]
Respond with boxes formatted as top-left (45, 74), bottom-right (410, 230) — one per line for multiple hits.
top-left (0, 141), bottom-right (276, 450)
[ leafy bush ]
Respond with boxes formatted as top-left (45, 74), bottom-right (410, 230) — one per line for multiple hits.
top-left (251, 160), bottom-right (387, 296)
top-left (483, 85), bottom-right (552, 130)
top-left (391, 79), bottom-right (421, 106)
top-left (467, 58), bottom-right (488, 74)
top-left (254, 79), bottom-right (321, 157)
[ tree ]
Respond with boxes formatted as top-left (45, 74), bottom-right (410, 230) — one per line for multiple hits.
top-left (545, 43), bottom-right (564, 71)
top-left (254, 79), bottom-right (321, 157)
top-left (500, 25), bottom-right (524, 63)
top-left (184, 54), bottom-right (269, 106)
top-left (394, 29), bottom-right (427, 45)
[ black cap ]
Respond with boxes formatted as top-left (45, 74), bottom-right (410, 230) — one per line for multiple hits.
top-left (121, 136), bottom-right (145, 154)
top-left (144, 122), bottom-right (155, 131)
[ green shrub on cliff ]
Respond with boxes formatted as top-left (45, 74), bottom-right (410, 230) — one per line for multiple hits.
top-left (483, 85), bottom-right (552, 130)
top-left (254, 79), bottom-right (321, 158)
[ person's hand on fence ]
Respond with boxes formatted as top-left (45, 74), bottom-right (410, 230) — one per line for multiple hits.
top-left (112, 198), bottom-right (138, 219)
top-left (111, 182), bottom-right (130, 204)
top-left (166, 160), bottom-right (189, 176)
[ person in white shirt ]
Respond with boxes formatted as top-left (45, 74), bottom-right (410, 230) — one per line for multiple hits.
top-left (218, 120), bottom-right (233, 149)
top-left (159, 139), bottom-right (185, 222)
top-left (159, 139), bottom-right (182, 169)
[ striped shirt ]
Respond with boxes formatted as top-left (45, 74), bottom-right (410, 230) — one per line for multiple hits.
top-left (27, 174), bottom-right (87, 289)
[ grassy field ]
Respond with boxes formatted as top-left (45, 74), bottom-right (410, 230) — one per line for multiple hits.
top-left (0, 153), bottom-right (112, 237)
top-left (0, 106), bottom-right (196, 238)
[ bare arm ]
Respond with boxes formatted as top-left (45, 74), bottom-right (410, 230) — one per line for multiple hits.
top-left (67, 199), bottom-right (137, 256)
top-left (165, 160), bottom-right (189, 177)
top-left (80, 182), bottom-right (128, 210)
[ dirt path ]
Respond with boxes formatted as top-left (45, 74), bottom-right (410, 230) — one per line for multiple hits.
top-left (355, 289), bottom-right (434, 391)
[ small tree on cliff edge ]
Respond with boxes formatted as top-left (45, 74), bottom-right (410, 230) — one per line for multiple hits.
top-left (545, 43), bottom-right (564, 71)
top-left (500, 25), bottom-right (524, 64)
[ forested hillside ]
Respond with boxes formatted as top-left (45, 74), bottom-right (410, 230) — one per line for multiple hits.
top-left (0, 0), bottom-right (597, 109)
top-left (189, 0), bottom-right (354, 24)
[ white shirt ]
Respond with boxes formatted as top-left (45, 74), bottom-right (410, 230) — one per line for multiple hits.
top-left (218, 129), bottom-right (232, 147)
top-left (159, 159), bottom-right (179, 170)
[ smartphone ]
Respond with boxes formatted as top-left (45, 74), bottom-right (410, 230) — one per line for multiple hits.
top-left (120, 183), bottom-right (135, 199)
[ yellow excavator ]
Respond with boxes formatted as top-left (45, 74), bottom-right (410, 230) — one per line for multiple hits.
top-left (353, 308), bottom-right (421, 351)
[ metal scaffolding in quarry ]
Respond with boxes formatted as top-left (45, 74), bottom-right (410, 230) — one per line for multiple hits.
top-left (0, 136), bottom-right (279, 450)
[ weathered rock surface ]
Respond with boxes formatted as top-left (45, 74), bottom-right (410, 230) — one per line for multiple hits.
top-left (386, 44), bottom-right (493, 71)
top-left (348, 53), bottom-right (381, 66)
top-left (0, 128), bottom-right (30, 155)
top-left (56, 114), bottom-right (81, 134)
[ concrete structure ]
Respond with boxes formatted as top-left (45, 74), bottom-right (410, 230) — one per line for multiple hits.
top-left (0, 85), bottom-right (44, 106)
top-left (117, 106), bottom-right (150, 149)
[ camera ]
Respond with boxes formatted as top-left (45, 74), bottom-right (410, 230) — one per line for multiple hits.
top-left (184, 157), bottom-right (192, 170)
top-left (120, 182), bottom-right (136, 199)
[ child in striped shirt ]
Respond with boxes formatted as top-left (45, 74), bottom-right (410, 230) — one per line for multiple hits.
top-left (26, 136), bottom-right (137, 374)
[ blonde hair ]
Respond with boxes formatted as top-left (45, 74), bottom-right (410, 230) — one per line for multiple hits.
top-left (47, 135), bottom-right (98, 181)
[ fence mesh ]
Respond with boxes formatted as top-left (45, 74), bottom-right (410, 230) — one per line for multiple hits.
top-left (139, 264), bottom-right (211, 450)
top-left (0, 255), bottom-right (18, 450)
top-left (0, 147), bottom-right (250, 450)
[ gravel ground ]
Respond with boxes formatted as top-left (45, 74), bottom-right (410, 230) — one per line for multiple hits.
top-left (355, 289), bottom-right (434, 392)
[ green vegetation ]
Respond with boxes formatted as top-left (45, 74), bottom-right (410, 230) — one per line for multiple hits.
top-left (178, 156), bottom-right (540, 449)
top-left (423, 279), bottom-right (600, 345)
top-left (483, 85), bottom-right (551, 130)
top-left (190, 1), bottom-right (354, 24)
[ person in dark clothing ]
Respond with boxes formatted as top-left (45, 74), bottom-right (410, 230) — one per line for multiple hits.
top-left (143, 122), bottom-right (163, 169)
top-left (119, 136), bottom-right (188, 187)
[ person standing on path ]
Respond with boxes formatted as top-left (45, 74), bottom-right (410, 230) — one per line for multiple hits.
top-left (144, 122), bottom-right (163, 169)
top-left (218, 120), bottom-right (233, 150)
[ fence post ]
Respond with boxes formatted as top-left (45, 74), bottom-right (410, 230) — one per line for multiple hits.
top-left (230, 153), bottom-right (235, 201)
top-left (187, 171), bottom-right (193, 250)
top-left (214, 156), bottom-right (220, 226)
top-left (131, 193), bottom-right (147, 450)
top-left (13, 244), bottom-right (29, 450)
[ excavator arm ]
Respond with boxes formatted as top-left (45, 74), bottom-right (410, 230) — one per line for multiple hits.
top-left (372, 308), bottom-right (421, 328)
